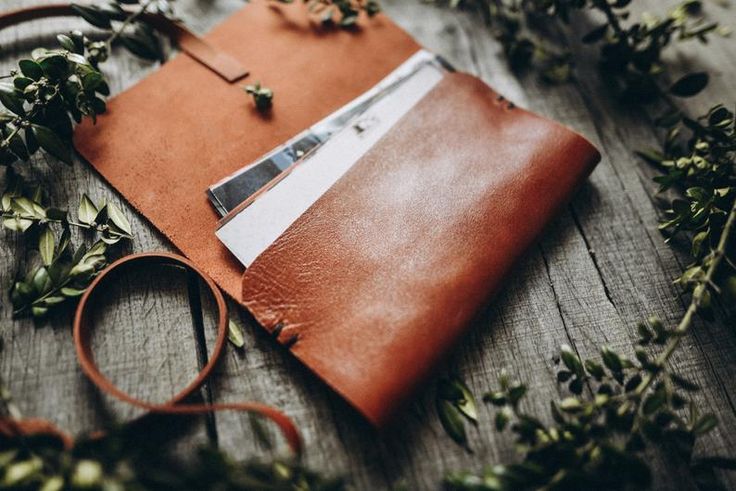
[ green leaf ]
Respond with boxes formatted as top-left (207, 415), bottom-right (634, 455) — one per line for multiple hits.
top-left (637, 322), bottom-right (653, 344)
top-left (568, 378), bottom-right (584, 394)
top-left (106, 202), bottom-right (132, 235)
top-left (10, 281), bottom-right (33, 306)
top-left (40, 296), bottom-right (66, 306)
top-left (625, 373), bottom-right (642, 392)
top-left (3, 217), bottom-right (33, 232)
top-left (557, 370), bottom-right (573, 382)
top-left (559, 397), bottom-right (582, 412)
top-left (71, 4), bottom-right (112, 29)
top-left (3, 458), bottom-right (43, 485)
top-left (66, 53), bottom-right (89, 66)
top-left (57, 34), bottom-right (76, 52)
top-left (581, 24), bottom-right (608, 43)
top-left (560, 344), bottom-right (584, 376)
top-left (32, 125), bottom-right (72, 164)
top-left (39, 226), bottom-right (55, 266)
top-left (601, 347), bottom-right (623, 373)
top-left (119, 27), bottom-right (161, 61)
top-left (60, 287), bottom-right (85, 298)
top-left (642, 385), bottom-right (667, 415)
top-left (635, 148), bottom-right (665, 166)
top-left (495, 407), bottom-right (511, 431)
top-left (482, 391), bottom-right (507, 406)
top-left (77, 194), bottom-right (98, 225)
top-left (227, 319), bottom-right (246, 348)
top-left (0, 83), bottom-right (25, 115)
top-left (31, 305), bottom-right (48, 318)
top-left (669, 72), bottom-right (709, 97)
top-left (81, 71), bottom-right (104, 92)
top-left (507, 384), bottom-right (527, 405)
top-left (437, 399), bottom-right (467, 447)
top-left (32, 267), bottom-right (52, 294)
top-left (692, 414), bottom-right (717, 435)
top-left (452, 378), bottom-right (478, 422)
top-left (18, 59), bottom-right (43, 80)
top-left (671, 373), bottom-right (700, 392)
top-left (584, 359), bottom-right (605, 379)
top-left (11, 197), bottom-right (40, 218)
top-left (38, 55), bottom-right (70, 80)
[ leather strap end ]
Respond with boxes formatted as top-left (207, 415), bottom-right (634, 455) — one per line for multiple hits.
top-left (177, 34), bottom-right (250, 83)
top-left (0, 4), bottom-right (249, 83)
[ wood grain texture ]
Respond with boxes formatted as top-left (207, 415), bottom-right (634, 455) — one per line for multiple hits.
top-left (1, 0), bottom-right (735, 489)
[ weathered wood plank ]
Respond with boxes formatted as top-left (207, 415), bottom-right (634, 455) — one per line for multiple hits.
top-left (445, 1), bottom-right (736, 487)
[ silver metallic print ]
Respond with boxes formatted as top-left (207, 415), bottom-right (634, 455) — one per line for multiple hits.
top-left (207, 50), bottom-right (452, 217)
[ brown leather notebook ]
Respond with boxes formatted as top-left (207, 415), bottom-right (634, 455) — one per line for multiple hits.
top-left (73, 0), bottom-right (600, 426)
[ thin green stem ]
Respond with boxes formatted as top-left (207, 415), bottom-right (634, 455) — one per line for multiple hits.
top-left (0, 211), bottom-right (131, 238)
top-left (0, 124), bottom-right (22, 150)
top-left (1, 105), bottom-right (44, 150)
top-left (107, 0), bottom-right (156, 47)
top-left (12, 277), bottom-right (75, 317)
top-left (635, 197), bottom-right (736, 396)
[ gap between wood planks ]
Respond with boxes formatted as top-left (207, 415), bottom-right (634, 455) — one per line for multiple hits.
top-left (185, 270), bottom-right (220, 447)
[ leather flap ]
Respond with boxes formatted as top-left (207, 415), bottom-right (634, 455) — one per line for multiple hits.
top-left (240, 72), bottom-right (601, 426)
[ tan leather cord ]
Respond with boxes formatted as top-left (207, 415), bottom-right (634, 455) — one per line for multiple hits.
top-left (1, 253), bottom-right (302, 456)
top-left (72, 252), bottom-right (302, 454)
top-left (0, 4), bottom-right (249, 82)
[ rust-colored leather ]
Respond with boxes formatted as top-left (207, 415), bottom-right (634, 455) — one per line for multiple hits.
top-left (72, 0), bottom-right (420, 300)
top-left (0, 3), bottom-right (249, 82)
top-left (7, 0), bottom-right (600, 426)
top-left (240, 73), bottom-right (600, 426)
top-left (1, 253), bottom-right (302, 454)
top-left (0, 417), bottom-right (73, 449)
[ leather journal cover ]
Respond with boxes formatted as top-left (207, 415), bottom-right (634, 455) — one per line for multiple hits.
top-left (73, 0), bottom-right (601, 426)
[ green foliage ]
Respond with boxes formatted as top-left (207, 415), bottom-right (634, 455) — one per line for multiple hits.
top-left (435, 0), bottom-right (727, 98)
top-left (433, 2), bottom-right (736, 488)
top-left (0, 1), bottom-right (177, 166)
top-left (436, 376), bottom-right (478, 448)
top-left (273, 0), bottom-right (381, 27)
top-left (445, 333), bottom-right (736, 490)
top-left (0, 1), bottom-right (174, 318)
top-left (0, 429), bottom-right (344, 490)
top-left (644, 105), bottom-right (736, 317)
top-left (244, 82), bottom-right (275, 112)
top-left (228, 319), bottom-right (247, 348)
top-left (1, 171), bottom-right (132, 319)
top-left (0, 42), bottom-right (108, 167)
top-left (71, 0), bottom-right (177, 62)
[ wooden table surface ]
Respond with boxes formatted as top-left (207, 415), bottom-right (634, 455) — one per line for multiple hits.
top-left (2, 0), bottom-right (735, 489)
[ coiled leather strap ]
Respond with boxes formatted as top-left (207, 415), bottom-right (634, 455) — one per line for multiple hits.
top-left (0, 3), bottom-right (249, 82)
top-left (2, 252), bottom-right (302, 455)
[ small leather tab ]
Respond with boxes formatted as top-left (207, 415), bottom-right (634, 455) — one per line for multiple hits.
top-left (0, 4), bottom-right (249, 83)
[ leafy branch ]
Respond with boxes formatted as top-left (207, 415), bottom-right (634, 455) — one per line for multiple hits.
top-left (436, 0), bottom-right (728, 100)
top-left (273, 0), bottom-right (381, 27)
top-left (0, 1), bottom-right (177, 319)
top-left (0, 418), bottom-right (344, 490)
top-left (2, 171), bottom-right (133, 318)
top-left (444, 178), bottom-right (736, 488)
